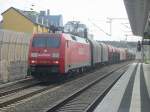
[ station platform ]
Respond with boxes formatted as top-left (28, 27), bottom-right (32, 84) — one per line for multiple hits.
top-left (94, 63), bottom-right (150, 112)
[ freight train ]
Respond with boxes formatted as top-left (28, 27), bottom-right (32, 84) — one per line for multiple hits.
top-left (27, 33), bottom-right (135, 80)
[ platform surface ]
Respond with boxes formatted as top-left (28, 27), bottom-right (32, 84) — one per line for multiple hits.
top-left (94, 63), bottom-right (150, 112)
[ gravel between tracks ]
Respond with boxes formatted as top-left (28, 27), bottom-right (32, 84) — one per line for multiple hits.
top-left (48, 66), bottom-right (128, 112)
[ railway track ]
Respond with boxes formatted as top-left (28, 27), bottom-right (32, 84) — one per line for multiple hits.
top-left (0, 62), bottom-right (131, 112)
top-left (0, 84), bottom-right (58, 108)
top-left (44, 64), bottom-right (129, 112)
top-left (0, 78), bottom-right (40, 97)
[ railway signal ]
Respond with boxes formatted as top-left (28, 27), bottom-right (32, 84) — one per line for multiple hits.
top-left (137, 41), bottom-right (141, 51)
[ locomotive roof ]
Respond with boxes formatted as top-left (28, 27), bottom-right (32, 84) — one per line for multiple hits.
top-left (32, 33), bottom-right (89, 44)
top-left (33, 33), bottom-right (61, 38)
top-left (65, 34), bottom-right (89, 44)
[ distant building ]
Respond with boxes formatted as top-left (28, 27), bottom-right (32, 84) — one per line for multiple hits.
top-left (46, 15), bottom-right (63, 27)
top-left (39, 10), bottom-right (63, 27)
top-left (88, 34), bottom-right (94, 39)
top-left (64, 21), bottom-right (88, 37)
top-left (39, 10), bottom-right (63, 32)
top-left (1, 7), bottom-right (63, 33)
top-left (1, 7), bottom-right (49, 33)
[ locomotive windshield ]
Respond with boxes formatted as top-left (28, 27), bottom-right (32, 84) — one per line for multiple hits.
top-left (32, 37), bottom-right (60, 48)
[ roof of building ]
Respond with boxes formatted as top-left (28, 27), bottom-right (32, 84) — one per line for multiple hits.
top-left (1, 7), bottom-right (48, 27)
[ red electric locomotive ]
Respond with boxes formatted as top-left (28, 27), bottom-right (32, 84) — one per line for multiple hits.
top-left (28, 33), bottom-right (91, 79)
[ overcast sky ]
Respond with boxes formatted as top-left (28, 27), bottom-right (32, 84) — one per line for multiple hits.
top-left (0, 0), bottom-right (142, 41)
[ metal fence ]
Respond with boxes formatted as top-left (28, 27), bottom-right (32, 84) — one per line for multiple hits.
top-left (0, 30), bottom-right (31, 83)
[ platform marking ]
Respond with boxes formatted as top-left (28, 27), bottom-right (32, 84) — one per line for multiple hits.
top-left (143, 64), bottom-right (150, 98)
top-left (93, 63), bottom-right (137, 112)
top-left (129, 63), bottom-right (141, 112)
top-left (140, 64), bottom-right (150, 112)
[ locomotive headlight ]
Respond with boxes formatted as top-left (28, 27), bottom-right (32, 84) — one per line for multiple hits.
top-left (31, 60), bottom-right (36, 64)
top-left (31, 52), bottom-right (38, 57)
top-left (52, 52), bottom-right (59, 58)
top-left (52, 60), bottom-right (59, 64)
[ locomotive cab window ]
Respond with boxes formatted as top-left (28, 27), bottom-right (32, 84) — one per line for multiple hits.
top-left (71, 35), bottom-right (77, 41)
top-left (32, 37), bottom-right (60, 48)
